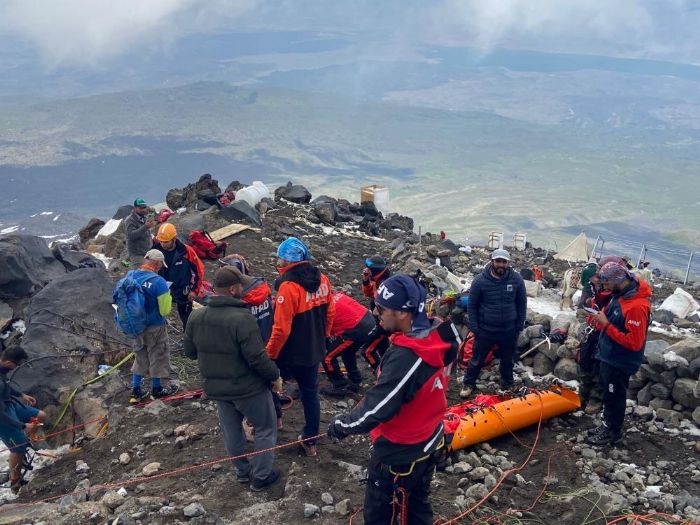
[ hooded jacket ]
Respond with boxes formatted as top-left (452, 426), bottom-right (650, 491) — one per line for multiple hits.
top-left (596, 278), bottom-right (652, 375)
top-left (241, 278), bottom-right (273, 344)
top-left (468, 264), bottom-right (527, 334)
top-left (152, 239), bottom-right (204, 301)
top-left (184, 296), bottom-right (279, 401)
top-left (330, 292), bottom-right (374, 339)
top-left (334, 322), bottom-right (458, 464)
top-left (266, 261), bottom-right (335, 367)
top-left (362, 267), bottom-right (391, 310)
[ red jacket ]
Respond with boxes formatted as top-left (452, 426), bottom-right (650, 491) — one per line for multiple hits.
top-left (331, 292), bottom-right (370, 337)
top-left (266, 262), bottom-right (335, 367)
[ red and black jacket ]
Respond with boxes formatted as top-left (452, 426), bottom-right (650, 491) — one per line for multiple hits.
top-left (334, 321), bottom-right (458, 464)
top-left (331, 291), bottom-right (375, 341)
top-left (241, 278), bottom-right (273, 344)
top-left (153, 239), bottom-right (204, 301)
top-left (266, 262), bottom-right (335, 367)
top-left (596, 279), bottom-right (652, 375)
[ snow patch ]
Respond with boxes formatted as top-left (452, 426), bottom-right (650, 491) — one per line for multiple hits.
top-left (663, 351), bottom-right (689, 367)
top-left (0, 225), bottom-right (20, 234)
top-left (39, 211), bottom-right (54, 216)
top-left (91, 253), bottom-right (112, 269)
top-left (0, 444), bottom-right (71, 504)
top-left (96, 218), bottom-right (122, 238)
top-left (53, 214), bottom-right (61, 221)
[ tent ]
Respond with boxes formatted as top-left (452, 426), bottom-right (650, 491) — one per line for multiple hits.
top-left (554, 232), bottom-right (591, 263)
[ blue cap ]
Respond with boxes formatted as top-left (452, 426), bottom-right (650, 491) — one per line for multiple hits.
top-left (277, 237), bottom-right (310, 263)
top-left (375, 274), bottom-right (430, 331)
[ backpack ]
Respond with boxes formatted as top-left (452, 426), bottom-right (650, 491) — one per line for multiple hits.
top-left (188, 230), bottom-right (227, 260)
top-left (113, 271), bottom-right (154, 337)
top-left (456, 332), bottom-right (497, 370)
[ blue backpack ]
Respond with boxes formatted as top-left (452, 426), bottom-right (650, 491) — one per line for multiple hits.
top-left (113, 271), bottom-right (155, 336)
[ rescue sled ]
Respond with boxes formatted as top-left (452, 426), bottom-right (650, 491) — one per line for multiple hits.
top-left (446, 385), bottom-right (580, 451)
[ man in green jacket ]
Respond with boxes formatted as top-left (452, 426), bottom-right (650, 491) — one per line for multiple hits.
top-left (579, 260), bottom-right (599, 307)
top-left (184, 267), bottom-right (283, 491)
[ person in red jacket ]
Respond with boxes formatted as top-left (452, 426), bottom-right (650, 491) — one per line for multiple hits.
top-left (361, 255), bottom-right (392, 368)
top-left (266, 237), bottom-right (335, 457)
top-left (586, 262), bottom-right (651, 447)
top-left (321, 292), bottom-right (383, 397)
top-left (328, 274), bottom-right (459, 525)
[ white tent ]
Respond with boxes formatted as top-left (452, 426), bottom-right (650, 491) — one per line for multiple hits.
top-left (554, 232), bottom-right (591, 262)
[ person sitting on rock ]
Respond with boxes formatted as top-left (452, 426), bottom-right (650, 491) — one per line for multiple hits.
top-left (321, 291), bottom-right (383, 397)
top-left (124, 198), bottom-right (154, 266)
top-left (586, 261), bottom-right (651, 447)
top-left (129, 249), bottom-right (178, 403)
top-left (327, 274), bottom-right (459, 525)
top-left (0, 346), bottom-right (48, 493)
top-left (185, 267), bottom-right (283, 491)
top-left (266, 237), bottom-right (335, 457)
top-left (152, 223), bottom-right (204, 329)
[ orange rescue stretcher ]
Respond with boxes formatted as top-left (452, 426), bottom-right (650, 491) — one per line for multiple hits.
top-left (447, 385), bottom-right (581, 451)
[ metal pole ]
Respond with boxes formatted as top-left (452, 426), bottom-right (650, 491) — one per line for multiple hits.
top-left (684, 252), bottom-right (694, 285)
top-left (591, 235), bottom-right (600, 260)
top-left (636, 244), bottom-right (646, 269)
top-left (418, 225), bottom-right (422, 256)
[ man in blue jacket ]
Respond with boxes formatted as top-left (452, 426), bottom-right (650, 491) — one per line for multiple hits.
top-left (460, 249), bottom-right (527, 398)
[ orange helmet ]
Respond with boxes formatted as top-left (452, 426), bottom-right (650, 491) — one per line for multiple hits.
top-left (156, 223), bottom-right (177, 243)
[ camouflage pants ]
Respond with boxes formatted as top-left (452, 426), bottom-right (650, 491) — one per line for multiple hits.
top-left (577, 331), bottom-right (603, 407)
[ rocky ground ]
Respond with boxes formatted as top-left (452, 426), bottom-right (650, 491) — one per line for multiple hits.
top-left (0, 177), bottom-right (699, 524)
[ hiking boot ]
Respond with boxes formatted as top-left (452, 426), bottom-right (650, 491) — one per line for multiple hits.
top-left (250, 469), bottom-right (280, 492)
top-left (586, 428), bottom-right (624, 447)
top-left (299, 435), bottom-right (318, 457)
top-left (459, 385), bottom-right (476, 399)
top-left (129, 389), bottom-right (152, 404)
top-left (346, 381), bottom-right (361, 393)
top-left (586, 424), bottom-right (607, 437)
top-left (236, 471), bottom-right (251, 483)
top-left (152, 384), bottom-right (179, 399)
top-left (9, 476), bottom-right (26, 494)
top-left (321, 384), bottom-right (353, 397)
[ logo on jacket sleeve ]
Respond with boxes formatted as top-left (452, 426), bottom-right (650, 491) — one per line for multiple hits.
top-left (507, 284), bottom-right (513, 292)
top-left (627, 319), bottom-right (641, 327)
top-left (277, 296), bottom-right (285, 304)
top-left (430, 377), bottom-right (444, 392)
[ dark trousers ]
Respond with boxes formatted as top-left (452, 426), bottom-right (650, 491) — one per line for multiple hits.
top-left (323, 338), bottom-right (362, 386)
top-left (463, 330), bottom-right (517, 388)
top-left (577, 331), bottom-right (602, 407)
top-left (278, 363), bottom-right (320, 443)
top-left (175, 299), bottom-right (192, 330)
top-left (363, 323), bottom-right (390, 371)
top-left (364, 453), bottom-right (437, 525)
top-left (599, 362), bottom-right (630, 433)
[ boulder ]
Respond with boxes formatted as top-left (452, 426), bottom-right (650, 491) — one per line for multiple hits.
top-left (112, 205), bottom-right (133, 220)
top-left (51, 244), bottom-right (103, 272)
top-left (689, 357), bottom-right (700, 377)
top-left (551, 313), bottom-right (575, 332)
top-left (533, 353), bottom-right (555, 376)
top-left (275, 182), bottom-right (312, 204)
top-left (18, 268), bottom-right (129, 410)
top-left (166, 188), bottom-right (186, 210)
top-left (360, 202), bottom-right (380, 219)
top-left (645, 340), bottom-right (669, 369)
top-left (225, 180), bottom-right (244, 193)
top-left (311, 197), bottom-right (338, 225)
top-left (0, 235), bottom-right (67, 300)
top-left (649, 383), bottom-right (671, 400)
top-left (637, 383), bottom-right (653, 405)
top-left (666, 338), bottom-right (700, 364)
top-left (553, 358), bottom-right (578, 381)
top-left (655, 408), bottom-right (683, 428)
top-left (219, 201), bottom-right (262, 226)
top-left (639, 364), bottom-right (662, 383)
top-left (380, 213), bottom-right (414, 232)
top-left (167, 174), bottom-right (222, 211)
top-left (649, 398), bottom-right (673, 410)
top-left (693, 406), bottom-right (700, 426)
top-left (79, 218), bottom-right (106, 245)
top-left (0, 301), bottom-right (13, 332)
top-left (653, 309), bottom-right (675, 325)
top-left (672, 378), bottom-right (700, 409)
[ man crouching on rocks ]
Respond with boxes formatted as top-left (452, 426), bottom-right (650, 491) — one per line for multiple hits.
top-left (184, 267), bottom-right (283, 491)
top-left (327, 274), bottom-right (458, 524)
top-left (0, 346), bottom-right (48, 493)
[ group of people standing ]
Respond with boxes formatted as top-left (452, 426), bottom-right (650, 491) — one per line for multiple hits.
top-left (118, 199), bottom-right (653, 523)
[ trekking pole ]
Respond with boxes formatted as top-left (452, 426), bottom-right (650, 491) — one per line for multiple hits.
top-left (520, 335), bottom-right (551, 359)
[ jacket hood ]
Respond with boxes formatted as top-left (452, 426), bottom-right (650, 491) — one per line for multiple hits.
top-left (278, 261), bottom-right (322, 293)
top-left (481, 263), bottom-right (513, 283)
top-left (242, 279), bottom-right (271, 306)
top-left (206, 295), bottom-right (250, 309)
top-left (390, 322), bottom-right (457, 368)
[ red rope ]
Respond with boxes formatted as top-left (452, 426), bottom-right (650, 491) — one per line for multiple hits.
top-left (0, 414), bottom-right (108, 454)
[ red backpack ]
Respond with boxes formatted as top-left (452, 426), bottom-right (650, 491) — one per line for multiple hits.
top-left (187, 230), bottom-right (227, 260)
top-left (456, 332), bottom-right (497, 370)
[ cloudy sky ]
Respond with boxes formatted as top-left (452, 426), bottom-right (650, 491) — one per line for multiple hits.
top-left (0, 0), bottom-right (698, 68)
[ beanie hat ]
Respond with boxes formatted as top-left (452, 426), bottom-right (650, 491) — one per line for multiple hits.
top-left (599, 262), bottom-right (632, 285)
top-left (375, 274), bottom-right (430, 331)
top-left (277, 237), bottom-right (310, 263)
top-left (598, 255), bottom-right (626, 268)
top-left (214, 267), bottom-right (242, 288)
top-left (219, 253), bottom-right (250, 275)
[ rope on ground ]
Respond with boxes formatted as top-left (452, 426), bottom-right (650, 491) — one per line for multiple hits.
top-left (606, 513), bottom-right (691, 525)
top-left (434, 392), bottom-right (546, 525)
top-left (0, 414), bottom-right (108, 454)
top-left (5, 433), bottom-right (324, 511)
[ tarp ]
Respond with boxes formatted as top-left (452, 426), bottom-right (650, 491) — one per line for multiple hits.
top-left (554, 232), bottom-right (591, 262)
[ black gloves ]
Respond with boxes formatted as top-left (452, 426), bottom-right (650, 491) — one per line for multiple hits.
top-left (327, 416), bottom-right (349, 441)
